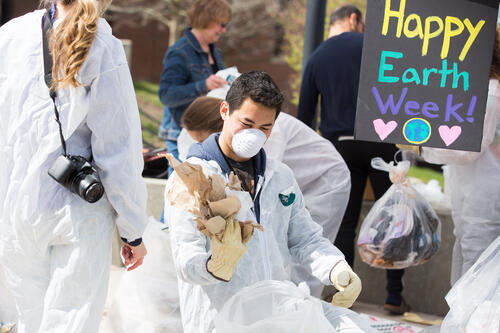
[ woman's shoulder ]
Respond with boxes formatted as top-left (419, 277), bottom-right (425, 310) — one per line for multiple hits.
top-left (79, 18), bottom-right (128, 83)
top-left (0, 10), bottom-right (44, 38)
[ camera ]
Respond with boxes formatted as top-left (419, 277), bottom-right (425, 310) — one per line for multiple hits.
top-left (48, 155), bottom-right (104, 203)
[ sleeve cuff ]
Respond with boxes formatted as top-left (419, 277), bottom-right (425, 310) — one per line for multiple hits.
top-left (121, 237), bottom-right (143, 247)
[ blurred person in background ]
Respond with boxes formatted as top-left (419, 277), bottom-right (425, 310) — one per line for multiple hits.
top-left (0, 0), bottom-right (148, 332)
top-left (158, 0), bottom-right (231, 176)
top-left (298, 5), bottom-right (409, 314)
top-left (406, 28), bottom-right (500, 285)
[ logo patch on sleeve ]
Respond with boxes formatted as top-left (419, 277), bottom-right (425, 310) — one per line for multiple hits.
top-left (278, 186), bottom-right (296, 206)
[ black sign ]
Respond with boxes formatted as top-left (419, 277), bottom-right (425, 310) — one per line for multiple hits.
top-left (355, 0), bottom-right (499, 151)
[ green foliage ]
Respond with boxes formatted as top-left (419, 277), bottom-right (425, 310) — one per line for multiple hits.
top-left (281, 0), bottom-right (367, 106)
top-left (134, 80), bottom-right (163, 107)
top-left (408, 166), bottom-right (444, 188)
top-left (134, 80), bottom-right (164, 148)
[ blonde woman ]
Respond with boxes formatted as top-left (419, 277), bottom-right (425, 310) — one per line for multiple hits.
top-left (158, 0), bottom-right (232, 175)
top-left (0, 1), bottom-right (148, 332)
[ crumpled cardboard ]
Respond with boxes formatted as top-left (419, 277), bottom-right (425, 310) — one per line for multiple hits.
top-left (164, 154), bottom-right (262, 244)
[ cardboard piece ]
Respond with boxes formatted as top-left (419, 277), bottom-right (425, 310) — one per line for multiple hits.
top-left (355, 0), bottom-right (499, 151)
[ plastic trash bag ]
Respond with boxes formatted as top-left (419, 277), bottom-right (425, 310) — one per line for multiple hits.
top-left (108, 219), bottom-right (182, 333)
top-left (214, 280), bottom-right (336, 333)
top-left (357, 158), bottom-right (441, 269)
top-left (440, 235), bottom-right (500, 333)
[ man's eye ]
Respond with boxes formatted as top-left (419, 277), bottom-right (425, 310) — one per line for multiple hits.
top-left (241, 122), bottom-right (252, 128)
top-left (260, 127), bottom-right (270, 132)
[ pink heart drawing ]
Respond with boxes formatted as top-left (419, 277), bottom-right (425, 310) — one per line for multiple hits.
top-left (439, 125), bottom-right (462, 146)
top-left (373, 119), bottom-right (397, 141)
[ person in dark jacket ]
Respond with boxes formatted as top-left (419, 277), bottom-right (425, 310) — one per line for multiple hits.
top-left (298, 5), bottom-right (409, 314)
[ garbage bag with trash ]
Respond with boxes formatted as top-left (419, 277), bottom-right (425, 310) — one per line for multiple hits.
top-left (357, 158), bottom-right (441, 269)
top-left (214, 280), bottom-right (337, 333)
top-left (440, 235), bottom-right (500, 333)
top-left (108, 219), bottom-right (183, 333)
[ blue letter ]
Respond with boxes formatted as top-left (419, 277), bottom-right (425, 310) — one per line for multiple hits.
top-left (379, 50), bottom-right (403, 83)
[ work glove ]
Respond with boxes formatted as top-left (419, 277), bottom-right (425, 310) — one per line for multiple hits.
top-left (207, 216), bottom-right (247, 281)
top-left (396, 144), bottom-right (421, 156)
top-left (330, 260), bottom-right (362, 308)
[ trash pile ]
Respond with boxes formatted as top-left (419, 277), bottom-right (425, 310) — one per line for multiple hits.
top-left (214, 280), bottom-right (336, 333)
top-left (165, 154), bottom-right (263, 244)
top-left (358, 158), bottom-right (441, 269)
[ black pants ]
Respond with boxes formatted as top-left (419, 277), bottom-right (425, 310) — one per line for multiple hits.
top-left (329, 138), bottom-right (404, 296)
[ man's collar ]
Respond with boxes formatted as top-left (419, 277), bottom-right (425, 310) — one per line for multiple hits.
top-left (185, 28), bottom-right (206, 54)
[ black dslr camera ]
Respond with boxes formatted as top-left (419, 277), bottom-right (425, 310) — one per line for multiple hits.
top-left (48, 155), bottom-right (104, 203)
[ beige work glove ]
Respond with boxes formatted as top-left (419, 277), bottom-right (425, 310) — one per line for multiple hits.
top-left (207, 217), bottom-right (247, 281)
top-left (396, 144), bottom-right (421, 156)
top-left (330, 260), bottom-right (362, 308)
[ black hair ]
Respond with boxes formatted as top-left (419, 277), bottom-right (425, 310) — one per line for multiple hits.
top-left (226, 71), bottom-right (284, 117)
top-left (330, 5), bottom-right (362, 26)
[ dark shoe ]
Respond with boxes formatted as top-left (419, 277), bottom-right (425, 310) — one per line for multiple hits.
top-left (384, 298), bottom-right (411, 315)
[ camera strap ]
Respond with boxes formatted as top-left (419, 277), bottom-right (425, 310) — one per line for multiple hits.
top-left (42, 10), bottom-right (67, 156)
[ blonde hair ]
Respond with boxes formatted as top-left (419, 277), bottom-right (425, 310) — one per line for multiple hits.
top-left (187, 0), bottom-right (232, 30)
top-left (40, 0), bottom-right (109, 90)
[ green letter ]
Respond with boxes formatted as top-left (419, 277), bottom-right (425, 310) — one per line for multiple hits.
top-left (379, 50), bottom-right (403, 83)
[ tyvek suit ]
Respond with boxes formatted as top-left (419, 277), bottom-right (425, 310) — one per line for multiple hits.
top-left (0, 10), bottom-right (148, 333)
top-left (421, 79), bottom-right (500, 285)
top-left (165, 134), bottom-right (374, 333)
top-left (263, 112), bottom-right (350, 297)
top-left (177, 113), bottom-right (350, 297)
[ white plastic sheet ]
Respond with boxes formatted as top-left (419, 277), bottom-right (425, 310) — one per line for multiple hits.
top-left (214, 280), bottom-right (336, 333)
top-left (108, 219), bottom-right (182, 333)
top-left (440, 235), bottom-right (500, 333)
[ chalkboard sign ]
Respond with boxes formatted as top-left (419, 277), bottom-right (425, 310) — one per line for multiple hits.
top-left (354, 0), bottom-right (499, 151)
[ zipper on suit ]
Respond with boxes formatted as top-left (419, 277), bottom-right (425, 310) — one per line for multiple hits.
top-left (254, 175), bottom-right (271, 280)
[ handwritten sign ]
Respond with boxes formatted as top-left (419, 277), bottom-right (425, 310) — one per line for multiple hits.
top-left (354, 0), bottom-right (499, 151)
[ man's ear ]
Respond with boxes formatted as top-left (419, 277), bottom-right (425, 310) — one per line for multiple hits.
top-left (220, 101), bottom-right (230, 121)
top-left (349, 13), bottom-right (358, 30)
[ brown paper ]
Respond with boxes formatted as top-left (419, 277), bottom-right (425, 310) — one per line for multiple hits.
top-left (164, 154), bottom-right (262, 244)
top-left (208, 196), bottom-right (241, 218)
top-left (208, 174), bottom-right (226, 202)
top-left (228, 172), bottom-right (242, 191)
top-left (205, 216), bottom-right (227, 235)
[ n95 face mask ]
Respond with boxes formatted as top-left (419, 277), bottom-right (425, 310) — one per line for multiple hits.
top-left (231, 128), bottom-right (267, 159)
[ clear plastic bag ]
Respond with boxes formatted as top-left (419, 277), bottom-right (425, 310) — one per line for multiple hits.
top-left (440, 235), bottom-right (500, 333)
top-left (357, 158), bottom-right (441, 269)
top-left (214, 280), bottom-right (336, 333)
top-left (108, 219), bottom-right (182, 333)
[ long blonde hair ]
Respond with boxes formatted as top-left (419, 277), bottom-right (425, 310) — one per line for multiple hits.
top-left (40, 0), bottom-right (109, 90)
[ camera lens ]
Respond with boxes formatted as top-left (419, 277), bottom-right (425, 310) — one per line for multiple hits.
top-left (85, 182), bottom-right (104, 203)
top-left (72, 169), bottom-right (104, 203)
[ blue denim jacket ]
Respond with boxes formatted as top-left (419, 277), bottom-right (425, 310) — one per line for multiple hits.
top-left (158, 28), bottom-right (225, 126)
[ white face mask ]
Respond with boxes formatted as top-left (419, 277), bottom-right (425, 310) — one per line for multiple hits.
top-left (231, 128), bottom-right (267, 159)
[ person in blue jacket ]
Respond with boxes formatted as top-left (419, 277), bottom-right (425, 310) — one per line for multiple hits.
top-left (158, 0), bottom-right (231, 174)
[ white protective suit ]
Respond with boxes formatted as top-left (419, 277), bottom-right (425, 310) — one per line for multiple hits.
top-left (165, 144), bottom-right (374, 333)
top-left (421, 79), bottom-right (500, 285)
top-left (177, 113), bottom-right (351, 297)
top-left (0, 10), bottom-right (148, 333)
